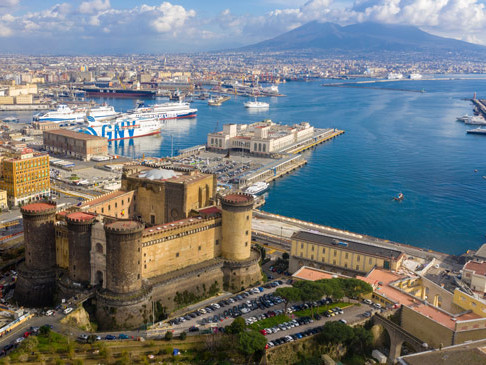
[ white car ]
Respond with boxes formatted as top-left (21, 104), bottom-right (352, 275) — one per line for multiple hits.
top-left (15, 337), bottom-right (24, 343)
top-left (211, 303), bottom-right (220, 309)
top-left (63, 307), bottom-right (73, 315)
top-left (46, 310), bottom-right (54, 316)
top-left (363, 299), bottom-right (372, 305)
top-left (285, 335), bottom-right (294, 342)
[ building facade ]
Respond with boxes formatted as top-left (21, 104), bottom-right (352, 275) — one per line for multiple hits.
top-left (0, 149), bottom-right (50, 206)
top-left (462, 260), bottom-right (486, 294)
top-left (207, 121), bottom-right (314, 155)
top-left (289, 230), bottom-right (404, 275)
top-left (43, 129), bottom-right (108, 161)
top-left (0, 190), bottom-right (7, 210)
top-left (15, 166), bottom-right (262, 330)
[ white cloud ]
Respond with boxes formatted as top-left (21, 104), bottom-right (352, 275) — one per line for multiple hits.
top-left (0, 0), bottom-right (19, 8)
top-left (144, 2), bottom-right (196, 33)
top-left (0, 23), bottom-right (12, 37)
top-left (79, 0), bottom-right (110, 14)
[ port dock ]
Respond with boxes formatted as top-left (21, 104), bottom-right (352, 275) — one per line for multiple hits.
top-left (471, 98), bottom-right (486, 119)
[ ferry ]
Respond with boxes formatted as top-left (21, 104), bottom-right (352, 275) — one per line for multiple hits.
top-left (34, 104), bottom-right (118, 124)
top-left (245, 181), bottom-right (269, 195)
top-left (464, 116), bottom-right (486, 125)
top-left (77, 116), bottom-right (160, 141)
top-left (244, 98), bottom-right (269, 109)
top-left (467, 128), bottom-right (486, 135)
top-left (126, 101), bottom-right (197, 121)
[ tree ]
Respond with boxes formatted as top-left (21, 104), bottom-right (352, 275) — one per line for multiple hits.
top-left (349, 326), bottom-right (373, 356)
top-left (318, 321), bottom-right (354, 345)
top-left (39, 325), bottom-right (51, 336)
top-left (339, 278), bottom-right (373, 300)
top-left (282, 252), bottom-right (289, 260)
top-left (164, 331), bottom-right (173, 341)
top-left (179, 331), bottom-right (187, 340)
top-left (276, 286), bottom-right (301, 314)
top-left (226, 316), bottom-right (247, 334)
top-left (238, 330), bottom-right (267, 360)
top-left (293, 280), bottom-right (325, 318)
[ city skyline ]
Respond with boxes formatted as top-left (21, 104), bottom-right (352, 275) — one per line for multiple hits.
top-left (0, 0), bottom-right (486, 54)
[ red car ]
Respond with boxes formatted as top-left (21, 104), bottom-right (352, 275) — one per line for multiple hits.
top-left (259, 329), bottom-right (267, 335)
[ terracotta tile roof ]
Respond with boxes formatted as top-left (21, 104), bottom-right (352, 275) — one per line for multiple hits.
top-left (21, 202), bottom-right (56, 214)
top-left (464, 261), bottom-right (486, 276)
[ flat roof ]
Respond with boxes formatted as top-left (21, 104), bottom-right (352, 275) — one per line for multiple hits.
top-left (292, 231), bottom-right (403, 260)
top-left (400, 338), bottom-right (486, 365)
top-left (44, 129), bottom-right (106, 141)
top-left (292, 266), bottom-right (347, 281)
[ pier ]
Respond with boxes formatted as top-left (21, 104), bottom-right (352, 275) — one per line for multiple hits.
top-left (471, 98), bottom-right (486, 119)
top-left (283, 129), bottom-right (345, 154)
top-left (323, 83), bottom-right (425, 93)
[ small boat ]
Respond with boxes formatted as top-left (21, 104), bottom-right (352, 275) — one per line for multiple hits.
top-left (245, 181), bottom-right (269, 195)
top-left (394, 193), bottom-right (404, 201)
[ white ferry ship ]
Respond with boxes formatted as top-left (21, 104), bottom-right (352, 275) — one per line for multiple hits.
top-left (245, 181), bottom-right (269, 195)
top-left (126, 101), bottom-right (197, 121)
top-left (34, 104), bottom-right (118, 124)
top-left (77, 116), bottom-right (160, 141)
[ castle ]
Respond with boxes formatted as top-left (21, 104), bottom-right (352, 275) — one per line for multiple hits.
top-left (14, 165), bottom-right (262, 329)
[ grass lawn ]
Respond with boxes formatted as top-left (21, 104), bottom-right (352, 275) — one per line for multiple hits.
top-left (36, 331), bottom-right (70, 352)
top-left (293, 302), bottom-right (351, 317)
top-left (248, 314), bottom-right (290, 331)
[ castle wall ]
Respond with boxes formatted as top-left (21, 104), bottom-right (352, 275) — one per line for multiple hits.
top-left (90, 220), bottom-right (107, 288)
top-left (55, 223), bottom-right (69, 269)
top-left (142, 218), bottom-right (222, 278)
top-left (67, 215), bottom-right (94, 284)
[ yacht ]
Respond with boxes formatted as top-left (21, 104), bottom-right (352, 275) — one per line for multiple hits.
top-left (244, 98), bottom-right (269, 109)
top-left (467, 128), bottom-right (486, 135)
top-left (245, 181), bottom-right (269, 195)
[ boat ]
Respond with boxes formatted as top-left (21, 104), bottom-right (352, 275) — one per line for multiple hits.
top-left (409, 73), bottom-right (423, 80)
top-left (208, 96), bottom-right (230, 106)
top-left (457, 114), bottom-right (473, 122)
top-left (34, 104), bottom-right (87, 123)
top-left (244, 98), bottom-right (269, 109)
top-left (467, 128), bottom-right (486, 135)
top-left (86, 105), bottom-right (118, 122)
top-left (77, 116), bottom-right (161, 141)
top-left (245, 181), bottom-right (269, 195)
top-left (78, 87), bottom-right (156, 99)
top-left (2, 117), bottom-right (19, 123)
top-left (393, 193), bottom-right (404, 201)
top-left (126, 101), bottom-right (197, 121)
top-left (464, 116), bottom-right (486, 125)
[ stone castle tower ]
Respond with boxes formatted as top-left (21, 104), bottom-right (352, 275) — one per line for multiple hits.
top-left (14, 202), bottom-right (57, 307)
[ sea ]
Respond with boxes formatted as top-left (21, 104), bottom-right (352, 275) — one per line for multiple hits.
top-left (4, 76), bottom-right (486, 255)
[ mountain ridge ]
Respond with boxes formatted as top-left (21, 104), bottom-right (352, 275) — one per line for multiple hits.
top-left (238, 21), bottom-right (486, 57)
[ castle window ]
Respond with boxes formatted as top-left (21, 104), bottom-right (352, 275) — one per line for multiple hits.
top-left (357, 255), bottom-right (360, 262)
top-left (121, 200), bottom-right (124, 206)
top-left (345, 253), bottom-right (348, 259)
top-left (245, 242), bottom-right (248, 247)
top-left (144, 264), bottom-right (147, 269)
top-left (245, 230), bottom-right (249, 236)
top-left (115, 202), bottom-right (117, 208)
top-left (311, 246), bottom-right (314, 251)
top-left (369, 258), bottom-right (373, 264)
top-left (356, 265), bottom-right (360, 270)
top-left (108, 205), bottom-right (111, 211)
top-left (216, 240), bottom-right (219, 245)
top-left (96, 243), bottom-right (103, 254)
top-left (138, 274), bottom-right (140, 279)
top-left (246, 215), bottom-right (249, 221)
top-left (322, 248), bottom-right (325, 254)
top-left (333, 260), bottom-right (336, 265)
top-left (198, 246), bottom-right (201, 251)
top-left (301, 243), bottom-right (304, 249)
top-left (176, 252), bottom-right (179, 257)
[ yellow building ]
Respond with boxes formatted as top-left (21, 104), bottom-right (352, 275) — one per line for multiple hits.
top-left (0, 149), bottom-right (50, 206)
top-left (0, 189), bottom-right (7, 210)
top-left (289, 231), bottom-right (404, 275)
top-left (453, 289), bottom-right (486, 317)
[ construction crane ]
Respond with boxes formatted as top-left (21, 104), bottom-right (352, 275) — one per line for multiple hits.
top-left (117, 76), bottom-right (126, 89)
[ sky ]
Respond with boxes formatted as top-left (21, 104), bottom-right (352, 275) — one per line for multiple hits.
top-left (0, 0), bottom-right (486, 54)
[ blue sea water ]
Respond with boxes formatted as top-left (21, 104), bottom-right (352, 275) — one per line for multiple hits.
top-left (5, 77), bottom-right (486, 254)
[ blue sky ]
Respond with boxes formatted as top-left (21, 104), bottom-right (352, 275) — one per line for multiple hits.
top-left (1, 0), bottom-right (486, 54)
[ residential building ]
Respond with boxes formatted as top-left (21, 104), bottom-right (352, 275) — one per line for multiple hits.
top-left (289, 230), bottom-right (405, 275)
top-left (462, 260), bottom-right (486, 294)
top-left (0, 148), bottom-right (50, 206)
top-left (0, 189), bottom-right (7, 209)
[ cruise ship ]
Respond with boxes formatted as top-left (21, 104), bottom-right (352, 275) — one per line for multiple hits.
top-left (126, 101), bottom-right (197, 120)
top-left (34, 104), bottom-right (118, 124)
top-left (77, 116), bottom-right (160, 141)
top-left (245, 181), bottom-right (269, 195)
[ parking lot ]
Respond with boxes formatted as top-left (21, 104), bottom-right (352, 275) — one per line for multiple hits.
top-left (161, 280), bottom-right (375, 348)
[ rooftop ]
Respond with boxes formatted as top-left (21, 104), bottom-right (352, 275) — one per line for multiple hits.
top-left (21, 202), bottom-right (56, 213)
top-left (106, 220), bottom-right (142, 231)
top-left (81, 190), bottom-right (131, 208)
top-left (474, 244), bottom-right (486, 260)
top-left (66, 211), bottom-right (95, 222)
top-left (399, 338), bottom-right (486, 365)
top-left (292, 266), bottom-right (347, 281)
top-left (44, 129), bottom-right (106, 141)
top-left (292, 230), bottom-right (403, 260)
top-left (464, 260), bottom-right (486, 276)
